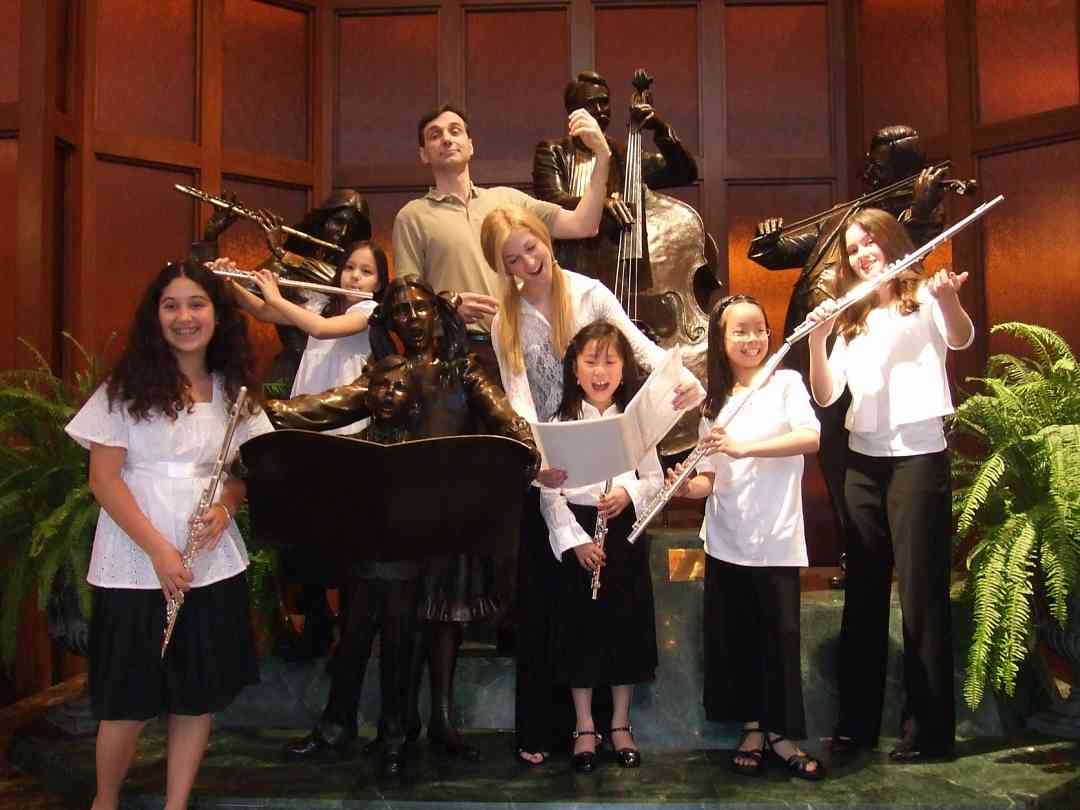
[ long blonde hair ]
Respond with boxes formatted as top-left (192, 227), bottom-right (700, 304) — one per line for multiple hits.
top-left (481, 205), bottom-right (575, 374)
top-left (836, 207), bottom-right (923, 340)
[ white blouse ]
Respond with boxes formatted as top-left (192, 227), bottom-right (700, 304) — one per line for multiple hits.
top-left (817, 285), bottom-right (973, 457)
top-left (491, 269), bottom-right (699, 424)
top-left (65, 378), bottom-right (274, 589)
top-left (539, 401), bottom-right (664, 561)
top-left (697, 370), bottom-right (819, 567)
top-left (290, 298), bottom-right (377, 436)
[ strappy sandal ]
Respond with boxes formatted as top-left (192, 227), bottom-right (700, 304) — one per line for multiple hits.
top-left (571, 729), bottom-right (602, 773)
top-left (768, 733), bottom-right (826, 781)
top-left (729, 726), bottom-right (766, 776)
top-left (609, 725), bottom-right (641, 768)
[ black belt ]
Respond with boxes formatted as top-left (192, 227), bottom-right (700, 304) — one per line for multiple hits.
top-left (467, 332), bottom-right (492, 344)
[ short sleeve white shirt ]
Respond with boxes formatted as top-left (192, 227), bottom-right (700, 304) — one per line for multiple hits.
top-left (65, 377), bottom-right (275, 589)
top-left (697, 370), bottom-right (819, 567)
top-left (290, 298), bottom-right (377, 435)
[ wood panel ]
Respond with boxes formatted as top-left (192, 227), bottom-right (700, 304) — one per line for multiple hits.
top-left (223, 0), bottom-right (310, 160)
top-left (336, 12), bottom-right (439, 184)
top-left (0, 139), bottom-right (17, 370)
top-left (595, 4), bottom-right (700, 158)
top-left (464, 6), bottom-right (569, 181)
top-left (859, 0), bottom-right (947, 144)
top-left (975, 0), bottom-right (1080, 125)
top-left (53, 0), bottom-right (75, 114)
top-left (91, 159), bottom-right (196, 356)
top-left (979, 140), bottom-right (1080, 357)
top-left (94, 0), bottom-right (197, 141)
top-left (361, 187), bottom-right (427, 269)
top-left (726, 4), bottom-right (831, 164)
top-left (0, 0), bottom-right (19, 103)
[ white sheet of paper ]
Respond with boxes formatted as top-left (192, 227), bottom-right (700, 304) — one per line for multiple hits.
top-left (529, 347), bottom-right (686, 488)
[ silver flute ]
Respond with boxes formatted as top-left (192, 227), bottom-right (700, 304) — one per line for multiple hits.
top-left (161, 386), bottom-right (249, 659)
top-left (590, 479), bottom-right (613, 600)
top-left (212, 267), bottom-right (373, 300)
top-left (175, 184), bottom-right (344, 254)
top-left (626, 193), bottom-right (1005, 545)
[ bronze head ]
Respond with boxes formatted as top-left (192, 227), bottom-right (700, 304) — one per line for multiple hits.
top-left (563, 70), bottom-right (611, 133)
top-left (863, 125), bottom-right (926, 190)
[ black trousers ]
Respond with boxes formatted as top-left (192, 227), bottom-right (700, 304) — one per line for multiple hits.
top-left (321, 576), bottom-right (419, 744)
top-left (513, 488), bottom-right (575, 752)
top-left (835, 450), bottom-right (955, 749)
top-left (703, 557), bottom-right (806, 738)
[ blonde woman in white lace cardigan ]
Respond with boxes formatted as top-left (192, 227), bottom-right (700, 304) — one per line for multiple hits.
top-left (480, 204), bottom-right (702, 765)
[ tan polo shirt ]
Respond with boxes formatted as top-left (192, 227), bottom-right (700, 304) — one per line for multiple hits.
top-left (391, 184), bottom-right (561, 333)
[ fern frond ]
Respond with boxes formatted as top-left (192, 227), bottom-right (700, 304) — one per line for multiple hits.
top-left (993, 517), bottom-right (1038, 696)
top-left (955, 452), bottom-right (1008, 538)
top-left (991, 322), bottom-right (1076, 369)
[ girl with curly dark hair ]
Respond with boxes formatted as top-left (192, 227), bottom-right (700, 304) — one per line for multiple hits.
top-left (66, 259), bottom-right (273, 810)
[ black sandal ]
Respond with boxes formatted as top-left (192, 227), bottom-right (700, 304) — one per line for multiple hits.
top-left (609, 726), bottom-right (641, 768)
top-left (768, 733), bottom-right (826, 781)
top-left (730, 726), bottom-right (766, 776)
top-left (571, 729), bottom-right (602, 773)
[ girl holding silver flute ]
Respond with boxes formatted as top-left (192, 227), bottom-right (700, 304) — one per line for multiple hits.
top-left (806, 207), bottom-right (974, 762)
top-left (541, 321), bottom-right (664, 773)
top-left (65, 260), bottom-right (272, 810)
top-left (670, 294), bottom-right (823, 780)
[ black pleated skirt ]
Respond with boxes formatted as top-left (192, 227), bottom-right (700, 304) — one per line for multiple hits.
top-left (552, 505), bottom-right (657, 687)
top-left (417, 552), bottom-right (499, 623)
top-left (89, 572), bottom-right (259, 721)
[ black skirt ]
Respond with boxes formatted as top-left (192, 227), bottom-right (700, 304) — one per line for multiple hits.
top-left (552, 504), bottom-right (657, 687)
top-left (417, 552), bottom-right (499, 623)
top-left (89, 572), bottom-right (259, 721)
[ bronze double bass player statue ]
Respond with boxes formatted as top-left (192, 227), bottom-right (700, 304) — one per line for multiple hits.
top-left (534, 69), bottom-right (721, 452)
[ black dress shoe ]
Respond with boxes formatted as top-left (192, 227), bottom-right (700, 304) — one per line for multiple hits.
top-left (282, 727), bottom-right (354, 760)
top-left (380, 741), bottom-right (407, 778)
top-left (827, 735), bottom-right (868, 756)
top-left (571, 729), bottom-right (602, 773)
top-left (610, 726), bottom-right (641, 768)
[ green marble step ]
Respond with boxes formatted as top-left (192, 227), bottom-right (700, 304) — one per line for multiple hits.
top-left (8, 722), bottom-right (1079, 809)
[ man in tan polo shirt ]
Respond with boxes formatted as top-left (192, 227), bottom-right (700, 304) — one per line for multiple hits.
top-left (392, 103), bottom-right (612, 375)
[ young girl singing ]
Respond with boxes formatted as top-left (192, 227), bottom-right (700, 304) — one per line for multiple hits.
top-left (541, 320), bottom-right (663, 773)
top-left (673, 294), bottom-right (823, 780)
top-left (66, 261), bottom-right (272, 810)
top-left (806, 208), bottom-right (972, 762)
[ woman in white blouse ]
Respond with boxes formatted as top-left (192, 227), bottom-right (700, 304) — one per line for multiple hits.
top-left (806, 207), bottom-right (974, 762)
top-left (66, 261), bottom-right (273, 810)
top-left (480, 205), bottom-right (701, 765)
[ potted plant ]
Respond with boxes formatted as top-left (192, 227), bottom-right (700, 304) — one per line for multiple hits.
top-left (0, 335), bottom-right (104, 673)
top-left (950, 322), bottom-right (1080, 726)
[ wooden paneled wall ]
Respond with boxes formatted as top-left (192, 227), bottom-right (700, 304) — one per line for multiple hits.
top-left (3, 0), bottom-right (1079, 694)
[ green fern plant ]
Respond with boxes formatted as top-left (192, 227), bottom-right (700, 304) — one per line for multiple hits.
top-left (950, 322), bottom-right (1080, 708)
top-left (0, 334), bottom-right (108, 672)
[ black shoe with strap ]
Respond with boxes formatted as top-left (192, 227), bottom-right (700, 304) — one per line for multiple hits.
top-left (609, 725), bottom-right (641, 769)
top-left (768, 733), bottom-right (826, 781)
top-left (571, 729), bottom-right (602, 773)
top-left (729, 726), bottom-right (766, 776)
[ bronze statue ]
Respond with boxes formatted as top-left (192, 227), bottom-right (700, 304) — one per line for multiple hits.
top-left (747, 124), bottom-right (946, 572)
top-left (534, 69), bottom-right (717, 453)
top-left (282, 355), bottom-right (421, 778)
top-left (532, 69), bottom-right (699, 289)
top-left (266, 276), bottom-right (539, 762)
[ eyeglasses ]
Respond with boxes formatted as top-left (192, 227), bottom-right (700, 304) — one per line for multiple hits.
top-left (726, 328), bottom-right (771, 342)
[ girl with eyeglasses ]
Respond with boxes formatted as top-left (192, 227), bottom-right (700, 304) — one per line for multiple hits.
top-left (671, 293), bottom-right (824, 780)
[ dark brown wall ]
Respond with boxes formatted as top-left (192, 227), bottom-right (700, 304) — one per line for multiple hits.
top-left (4, 0), bottom-right (1080, 694)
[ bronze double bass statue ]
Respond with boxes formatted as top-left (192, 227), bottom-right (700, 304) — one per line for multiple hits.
top-left (533, 69), bottom-right (720, 452)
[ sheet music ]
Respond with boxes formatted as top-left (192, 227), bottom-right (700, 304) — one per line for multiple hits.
top-left (530, 347), bottom-right (686, 488)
